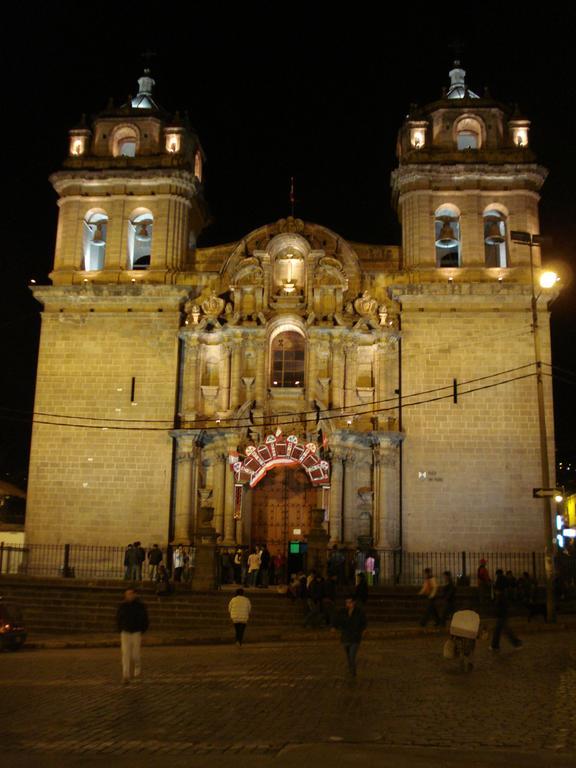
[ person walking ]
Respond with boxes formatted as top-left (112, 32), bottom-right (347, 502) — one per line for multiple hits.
top-left (490, 569), bottom-right (522, 652)
top-left (419, 567), bottom-right (440, 626)
top-left (439, 570), bottom-right (457, 626)
top-left (228, 588), bottom-right (252, 646)
top-left (332, 595), bottom-right (367, 677)
top-left (116, 588), bottom-right (149, 684)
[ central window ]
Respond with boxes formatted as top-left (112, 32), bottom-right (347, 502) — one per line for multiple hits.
top-left (271, 331), bottom-right (305, 388)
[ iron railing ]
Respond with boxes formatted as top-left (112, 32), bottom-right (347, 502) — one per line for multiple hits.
top-left (1, 542), bottom-right (571, 587)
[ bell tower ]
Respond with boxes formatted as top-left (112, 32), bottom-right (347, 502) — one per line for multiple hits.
top-left (392, 61), bottom-right (546, 273)
top-left (388, 63), bottom-right (557, 552)
top-left (26, 71), bottom-right (208, 547)
top-left (50, 69), bottom-right (207, 284)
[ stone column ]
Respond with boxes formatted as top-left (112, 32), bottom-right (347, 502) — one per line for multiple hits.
top-left (343, 452), bottom-right (357, 545)
top-left (229, 337), bottom-right (243, 410)
top-left (254, 332), bottom-right (267, 407)
top-left (212, 452), bottom-right (227, 539)
top-left (218, 343), bottom-right (231, 412)
top-left (192, 506), bottom-right (218, 591)
top-left (331, 337), bottom-right (345, 409)
top-left (222, 440), bottom-right (237, 546)
top-left (344, 343), bottom-right (358, 408)
top-left (307, 331), bottom-right (318, 405)
top-left (172, 434), bottom-right (198, 543)
top-left (374, 440), bottom-right (399, 550)
top-left (182, 337), bottom-right (200, 420)
top-left (329, 450), bottom-right (344, 543)
top-left (375, 341), bottom-right (387, 405)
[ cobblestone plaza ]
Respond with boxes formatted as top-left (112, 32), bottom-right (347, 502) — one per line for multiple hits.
top-left (1, 634), bottom-right (575, 767)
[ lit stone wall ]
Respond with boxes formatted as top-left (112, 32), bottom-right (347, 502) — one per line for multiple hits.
top-left (395, 285), bottom-right (555, 551)
top-left (25, 287), bottom-right (186, 546)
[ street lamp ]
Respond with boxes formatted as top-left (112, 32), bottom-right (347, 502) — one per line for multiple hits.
top-left (511, 230), bottom-right (558, 622)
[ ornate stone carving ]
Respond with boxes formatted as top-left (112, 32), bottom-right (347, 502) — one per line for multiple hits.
top-left (354, 290), bottom-right (378, 317)
top-left (276, 216), bottom-right (305, 234)
top-left (201, 291), bottom-right (225, 318)
top-left (184, 301), bottom-right (201, 324)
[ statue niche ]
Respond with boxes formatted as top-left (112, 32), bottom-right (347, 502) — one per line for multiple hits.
top-left (229, 258), bottom-right (264, 320)
top-left (313, 257), bottom-right (348, 318)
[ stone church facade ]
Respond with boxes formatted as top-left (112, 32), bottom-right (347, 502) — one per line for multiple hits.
top-left (25, 64), bottom-right (556, 558)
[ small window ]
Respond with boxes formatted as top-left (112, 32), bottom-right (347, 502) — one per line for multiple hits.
top-left (128, 211), bottom-right (153, 270)
top-left (194, 151), bottom-right (203, 181)
top-left (118, 139), bottom-right (136, 157)
top-left (455, 117), bottom-right (483, 150)
top-left (83, 211), bottom-right (107, 271)
top-left (112, 126), bottom-right (139, 157)
top-left (435, 206), bottom-right (461, 268)
top-left (457, 131), bottom-right (478, 150)
top-left (270, 331), bottom-right (305, 388)
top-left (484, 209), bottom-right (508, 267)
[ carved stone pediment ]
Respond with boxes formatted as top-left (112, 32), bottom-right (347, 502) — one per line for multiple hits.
top-left (232, 258), bottom-right (264, 287)
top-left (314, 258), bottom-right (348, 289)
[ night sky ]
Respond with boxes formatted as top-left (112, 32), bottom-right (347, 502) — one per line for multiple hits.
top-left (2, 4), bottom-right (575, 489)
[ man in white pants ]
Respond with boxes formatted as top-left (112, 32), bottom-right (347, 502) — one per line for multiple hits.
top-left (116, 589), bottom-right (149, 684)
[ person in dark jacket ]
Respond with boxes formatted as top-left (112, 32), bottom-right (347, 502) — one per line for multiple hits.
top-left (354, 572), bottom-right (369, 605)
top-left (439, 570), bottom-right (457, 626)
top-left (332, 596), bottom-right (367, 677)
top-left (490, 570), bottom-right (522, 651)
top-left (117, 589), bottom-right (149, 683)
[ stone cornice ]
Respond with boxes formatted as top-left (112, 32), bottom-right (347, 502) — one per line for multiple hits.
top-left (391, 163), bottom-right (547, 196)
top-left (50, 168), bottom-right (199, 196)
top-left (32, 284), bottom-right (190, 311)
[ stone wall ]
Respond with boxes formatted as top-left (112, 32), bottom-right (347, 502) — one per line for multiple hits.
top-left (397, 285), bottom-right (555, 551)
top-left (25, 289), bottom-right (184, 546)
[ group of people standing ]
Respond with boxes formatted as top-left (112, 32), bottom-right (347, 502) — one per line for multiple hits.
top-left (123, 543), bottom-right (194, 593)
top-left (220, 545), bottom-right (287, 588)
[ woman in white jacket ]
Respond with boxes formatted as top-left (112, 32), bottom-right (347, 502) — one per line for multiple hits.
top-left (228, 588), bottom-right (252, 646)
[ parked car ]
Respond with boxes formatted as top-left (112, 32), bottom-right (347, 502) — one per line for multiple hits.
top-left (0, 597), bottom-right (27, 650)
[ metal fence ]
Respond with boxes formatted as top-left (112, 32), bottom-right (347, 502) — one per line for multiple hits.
top-left (0, 543), bottom-right (128, 579)
top-left (215, 546), bottom-right (549, 588)
top-left (0, 542), bottom-right (563, 587)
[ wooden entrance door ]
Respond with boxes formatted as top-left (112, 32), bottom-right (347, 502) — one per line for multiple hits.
top-left (250, 466), bottom-right (316, 552)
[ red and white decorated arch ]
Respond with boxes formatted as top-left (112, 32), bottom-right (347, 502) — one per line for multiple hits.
top-left (232, 431), bottom-right (330, 488)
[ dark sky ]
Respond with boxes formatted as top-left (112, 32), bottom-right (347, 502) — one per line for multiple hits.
top-left (2, 3), bottom-right (576, 486)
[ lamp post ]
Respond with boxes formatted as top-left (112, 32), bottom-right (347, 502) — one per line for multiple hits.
top-left (511, 230), bottom-right (558, 622)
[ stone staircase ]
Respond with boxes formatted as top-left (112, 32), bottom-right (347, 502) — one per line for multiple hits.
top-left (0, 576), bottom-right (493, 635)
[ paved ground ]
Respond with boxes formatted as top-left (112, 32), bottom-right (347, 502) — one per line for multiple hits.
top-left (1, 632), bottom-right (576, 767)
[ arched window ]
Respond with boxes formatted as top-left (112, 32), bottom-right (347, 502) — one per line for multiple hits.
top-left (270, 331), bottom-right (305, 388)
top-left (455, 117), bottom-right (483, 150)
top-left (194, 151), bottom-right (203, 181)
top-left (484, 208), bottom-right (508, 267)
top-left (83, 211), bottom-right (107, 271)
top-left (435, 205), bottom-right (461, 267)
top-left (127, 211), bottom-right (153, 270)
top-left (112, 126), bottom-right (138, 157)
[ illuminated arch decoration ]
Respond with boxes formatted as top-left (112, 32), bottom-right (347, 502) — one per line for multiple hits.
top-left (233, 432), bottom-right (330, 488)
